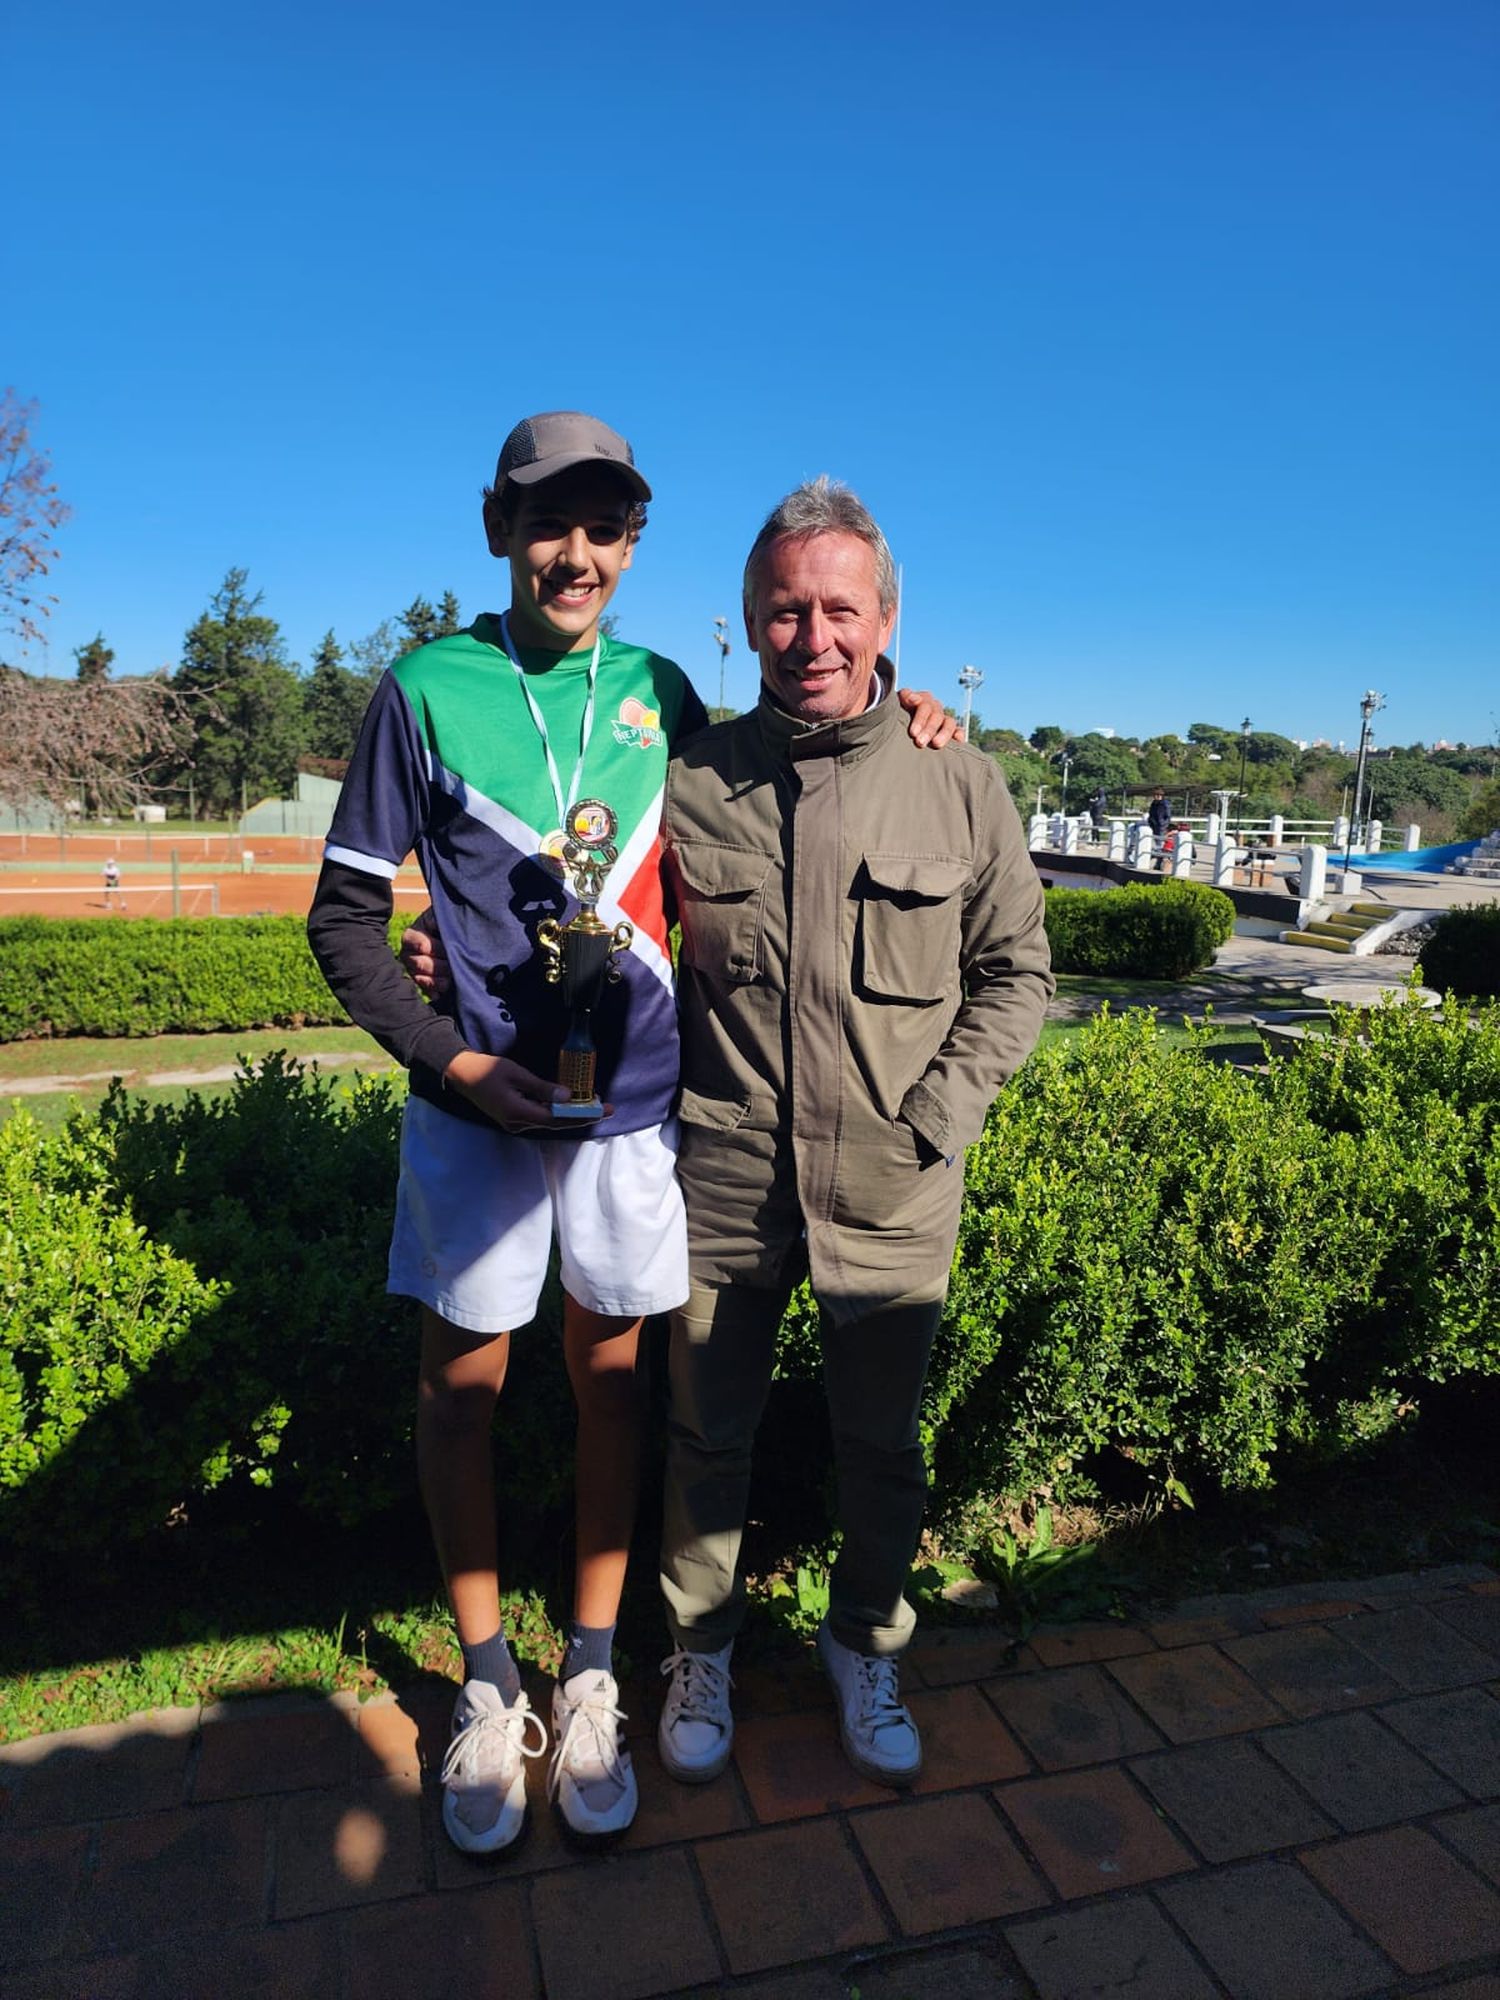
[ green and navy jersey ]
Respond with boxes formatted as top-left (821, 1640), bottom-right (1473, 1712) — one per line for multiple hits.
top-left (326, 615), bottom-right (708, 1134)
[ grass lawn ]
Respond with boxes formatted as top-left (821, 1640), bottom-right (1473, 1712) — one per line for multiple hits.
top-left (0, 1025), bottom-right (396, 1130)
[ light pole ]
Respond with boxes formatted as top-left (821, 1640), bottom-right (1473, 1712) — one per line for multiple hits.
top-left (711, 617), bottom-right (730, 716)
top-left (957, 663), bottom-right (983, 739)
top-left (1055, 750), bottom-right (1072, 814)
top-left (1235, 716), bottom-right (1251, 840)
top-left (1345, 690), bottom-right (1385, 869)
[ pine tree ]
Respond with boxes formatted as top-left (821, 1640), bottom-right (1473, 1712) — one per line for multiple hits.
top-left (173, 569), bottom-right (304, 817)
top-left (303, 629), bottom-right (374, 760)
top-left (74, 633), bottom-right (114, 683)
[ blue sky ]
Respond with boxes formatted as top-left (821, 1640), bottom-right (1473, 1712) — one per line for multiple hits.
top-left (7, 0), bottom-right (1497, 750)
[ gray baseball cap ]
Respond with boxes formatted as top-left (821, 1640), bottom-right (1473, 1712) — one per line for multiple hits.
top-left (493, 411), bottom-right (651, 503)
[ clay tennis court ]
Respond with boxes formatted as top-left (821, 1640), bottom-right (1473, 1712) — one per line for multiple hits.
top-left (0, 833), bottom-right (427, 920)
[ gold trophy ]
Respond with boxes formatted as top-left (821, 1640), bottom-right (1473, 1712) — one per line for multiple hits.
top-left (536, 800), bottom-right (634, 1119)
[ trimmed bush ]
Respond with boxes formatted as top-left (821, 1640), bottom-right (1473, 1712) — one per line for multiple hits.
top-left (1418, 900), bottom-right (1500, 1003)
top-left (1042, 879), bottom-right (1235, 980)
top-left (0, 913), bottom-right (415, 1040)
top-left (4, 997), bottom-right (1497, 1559)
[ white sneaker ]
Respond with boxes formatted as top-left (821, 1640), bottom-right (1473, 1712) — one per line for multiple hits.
top-left (440, 1679), bottom-right (547, 1855)
top-left (548, 1669), bottom-right (638, 1840)
top-left (816, 1621), bottom-right (922, 1787)
top-left (657, 1642), bottom-right (735, 1782)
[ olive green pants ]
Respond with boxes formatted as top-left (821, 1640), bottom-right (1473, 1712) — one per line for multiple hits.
top-left (659, 1276), bottom-right (941, 1657)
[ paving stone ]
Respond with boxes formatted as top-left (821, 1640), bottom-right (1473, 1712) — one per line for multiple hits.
top-left (1027, 1624), bottom-right (1157, 1668)
top-left (349, 1889), bottom-right (535, 1998)
top-left (1472, 1580), bottom-right (1500, 1597)
top-left (983, 1664), bottom-right (1162, 1770)
top-left (1129, 1736), bottom-right (1334, 1862)
top-left (850, 1792), bottom-right (1047, 1933)
top-left (1158, 1857), bottom-right (1392, 1999)
top-left (193, 1697), bottom-right (354, 1801)
top-left (1221, 1624), bottom-right (1400, 1717)
top-left (1006, 1894), bottom-right (1220, 1999)
top-left (844, 1945), bottom-right (1031, 1998)
top-left (906, 1629), bottom-right (1037, 1688)
top-left (1336, 1605), bottom-right (1500, 1693)
top-left (1434, 1593), bottom-right (1500, 1661)
top-left (904, 1683), bottom-right (1031, 1793)
top-left (134, 1918), bottom-right (343, 1999)
top-left (355, 1685), bottom-right (455, 1787)
top-left (1, 1709), bottom-right (198, 1827)
top-left (1148, 1611), bottom-right (1261, 1649)
top-left (78, 1798), bottom-right (268, 1954)
top-left (273, 1779), bottom-right (424, 1919)
top-left (1421, 1976), bottom-right (1500, 1999)
top-left (735, 1655), bottom-right (827, 1717)
top-left (1106, 1645), bottom-right (1283, 1743)
top-left (676, 1969), bottom-right (848, 2000)
top-left (732, 1709), bottom-right (890, 1821)
top-left (2, 1956), bottom-right (141, 1998)
top-left (628, 1748), bottom-right (754, 1846)
top-left (696, 1820), bottom-right (889, 1974)
top-left (1258, 1599), bottom-right (1363, 1629)
top-left (1378, 1686), bottom-right (1500, 1797)
top-left (1437, 1804), bottom-right (1500, 1888)
top-left (0, 1821), bottom-right (90, 1963)
top-left (995, 1766), bottom-right (1193, 1899)
top-left (1301, 1824), bottom-right (1500, 1975)
top-left (1258, 1709), bottom-right (1462, 1831)
top-left (533, 1846), bottom-right (719, 1998)
top-left (1350, 1564), bottom-right (1497, 1602)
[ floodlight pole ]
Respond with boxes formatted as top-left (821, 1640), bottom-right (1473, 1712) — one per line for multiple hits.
top-left (958, 663), bottom-right (983, 740)
top-left (1235, 717), bottom-right (1251, 839)
top-left (711, 617), bottom-right (730, 716)
top-left (1344, 690), bottom-right (1385, 871)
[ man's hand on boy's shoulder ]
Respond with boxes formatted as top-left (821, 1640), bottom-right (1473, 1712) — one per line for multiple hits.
top-left (401, 914), bottom-right (449, 995)
top-left (444, 1049), bottom-right (607, 1132)
top-left (897, 688), bottom-right (964, 748)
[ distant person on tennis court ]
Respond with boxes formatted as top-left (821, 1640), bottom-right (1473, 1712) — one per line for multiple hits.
top-left (102, 857), bottom-right (125, 910)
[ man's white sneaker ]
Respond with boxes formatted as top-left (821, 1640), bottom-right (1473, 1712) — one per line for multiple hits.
top-left (657, 1642), bottom-right (735, 1782)
top-left (548, 1669), bottom-right (638, 1841)
top-left (440, 1679), bottom-right (548, 1855)
top-left (816, 1621), bottom-right (922, 1787)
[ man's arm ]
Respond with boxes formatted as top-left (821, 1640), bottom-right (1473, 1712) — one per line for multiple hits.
top-left (899, 771), bottom-right (1054, 1159)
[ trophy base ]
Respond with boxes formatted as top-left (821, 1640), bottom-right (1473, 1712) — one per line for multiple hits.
top-left (551, 1097), bottom-right (604, 1121)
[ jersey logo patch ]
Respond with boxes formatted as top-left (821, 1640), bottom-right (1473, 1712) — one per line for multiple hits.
top-left (611, 694), bottom-right (665, 749)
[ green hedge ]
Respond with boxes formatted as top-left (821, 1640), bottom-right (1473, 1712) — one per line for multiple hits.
top-left (0, 914), bottom-right (412, 1040)
top-left (1418, 900), bottom-right (1500, 1003)
top-left (1042, 879), bottom-right (1235, 979)
top-left (4, 998), bottom-right (1496, 1557)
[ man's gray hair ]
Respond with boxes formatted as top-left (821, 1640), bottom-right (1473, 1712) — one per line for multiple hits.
top-left (742, 476), bottom-right (898, 618)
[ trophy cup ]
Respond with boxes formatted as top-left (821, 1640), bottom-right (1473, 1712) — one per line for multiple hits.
top-left (536, 800), bottom-right (635, 1119)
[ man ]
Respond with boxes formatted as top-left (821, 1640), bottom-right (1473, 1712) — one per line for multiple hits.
top-left (1147, 787), bottom-right (1173, 868)
top-left (655, 478), bottom-right (1052, 1788)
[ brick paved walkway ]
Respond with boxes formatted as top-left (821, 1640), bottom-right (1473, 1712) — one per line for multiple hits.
top-left (4, 1566), bottom-right (1500, 1998)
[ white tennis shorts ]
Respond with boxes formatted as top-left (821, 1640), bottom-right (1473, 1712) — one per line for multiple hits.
top-left (388, 1095), bottom-right (689, 1334)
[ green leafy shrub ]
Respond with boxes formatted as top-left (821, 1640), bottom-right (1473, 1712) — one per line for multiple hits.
top-left (1418, 901), bottom-right (1500, 1003)
top-left (0, 913), bottom-right (417, 1041)
top-left (1043, 879), bottom-right (1235, 979)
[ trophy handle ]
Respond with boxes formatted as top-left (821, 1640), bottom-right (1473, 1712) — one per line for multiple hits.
top-left (606, 920), bottom-right (634, 983)
top-left (536, 917), bottom-right (564, 984)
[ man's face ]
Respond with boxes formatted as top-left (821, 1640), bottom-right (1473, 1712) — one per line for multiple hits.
top-left (488, 464), bottom-right (634, 652)
top-left (744, 531), bottom-right (897, 725)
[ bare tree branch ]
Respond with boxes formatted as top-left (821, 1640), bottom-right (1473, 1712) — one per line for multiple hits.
top-left (0, 390), bottom-right (71, 648)
top-left (0, 668), bottom-right (198, 818)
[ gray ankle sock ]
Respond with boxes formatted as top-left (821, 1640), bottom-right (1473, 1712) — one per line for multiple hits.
top-left (563, 1622), bottom-right (615, 1683)
top-left (461, 1628), bottom-right (521, 1704)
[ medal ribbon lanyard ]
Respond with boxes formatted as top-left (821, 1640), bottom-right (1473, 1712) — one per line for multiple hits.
top-left (499, 612), bottom-right (601, 834)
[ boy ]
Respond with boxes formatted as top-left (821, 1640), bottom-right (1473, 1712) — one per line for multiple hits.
top-left (309, 412), bottom-right (703, 1851)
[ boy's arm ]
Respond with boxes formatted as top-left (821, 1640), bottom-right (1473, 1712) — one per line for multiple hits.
top-left (309, 865), bottom-right (577, 1128)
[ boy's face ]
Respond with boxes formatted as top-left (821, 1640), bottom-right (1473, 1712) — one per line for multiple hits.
top-left (488, 464), bottom-right (635, 653)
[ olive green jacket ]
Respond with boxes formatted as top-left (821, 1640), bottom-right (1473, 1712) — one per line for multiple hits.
top-left (663, 670), bottom-right (1053, 1314)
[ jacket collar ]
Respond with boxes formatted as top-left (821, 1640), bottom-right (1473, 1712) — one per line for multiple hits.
top-left (755, 658), bottom-right (899, 766)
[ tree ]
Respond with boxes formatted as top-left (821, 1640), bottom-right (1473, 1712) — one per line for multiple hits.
top-left (173, 570), bottom-right (305, 816)
top-left (0, 390), bottom-right (71, 647)
top-left (1029, 725), bottom-right (1066, 755)
top-left (74, 633), bottom-right (114, 683)
top-left (1364, 756), bottom-right (1471, 825)
top-left (397, 591), bottom-right (462, 655)
top-left (347, 619), bottom-right (398, 683)
top-left (303, 630), bottom-right (374, 761)
top-left (1457, 777), bottom-right (1500, 840)
top-left (0, 666), bottom-right (189, 818)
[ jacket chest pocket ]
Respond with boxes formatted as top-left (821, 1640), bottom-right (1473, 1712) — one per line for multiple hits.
top-left (672, 843), bottom-right (775, 984)
top-left (855, 853), bottom-right (969, 1003)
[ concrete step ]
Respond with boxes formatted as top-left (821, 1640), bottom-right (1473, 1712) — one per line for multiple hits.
top-left (1307, 918), bottom-right (1376, 940)
top-left (1281, 930), bottom-right (1355, 952)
